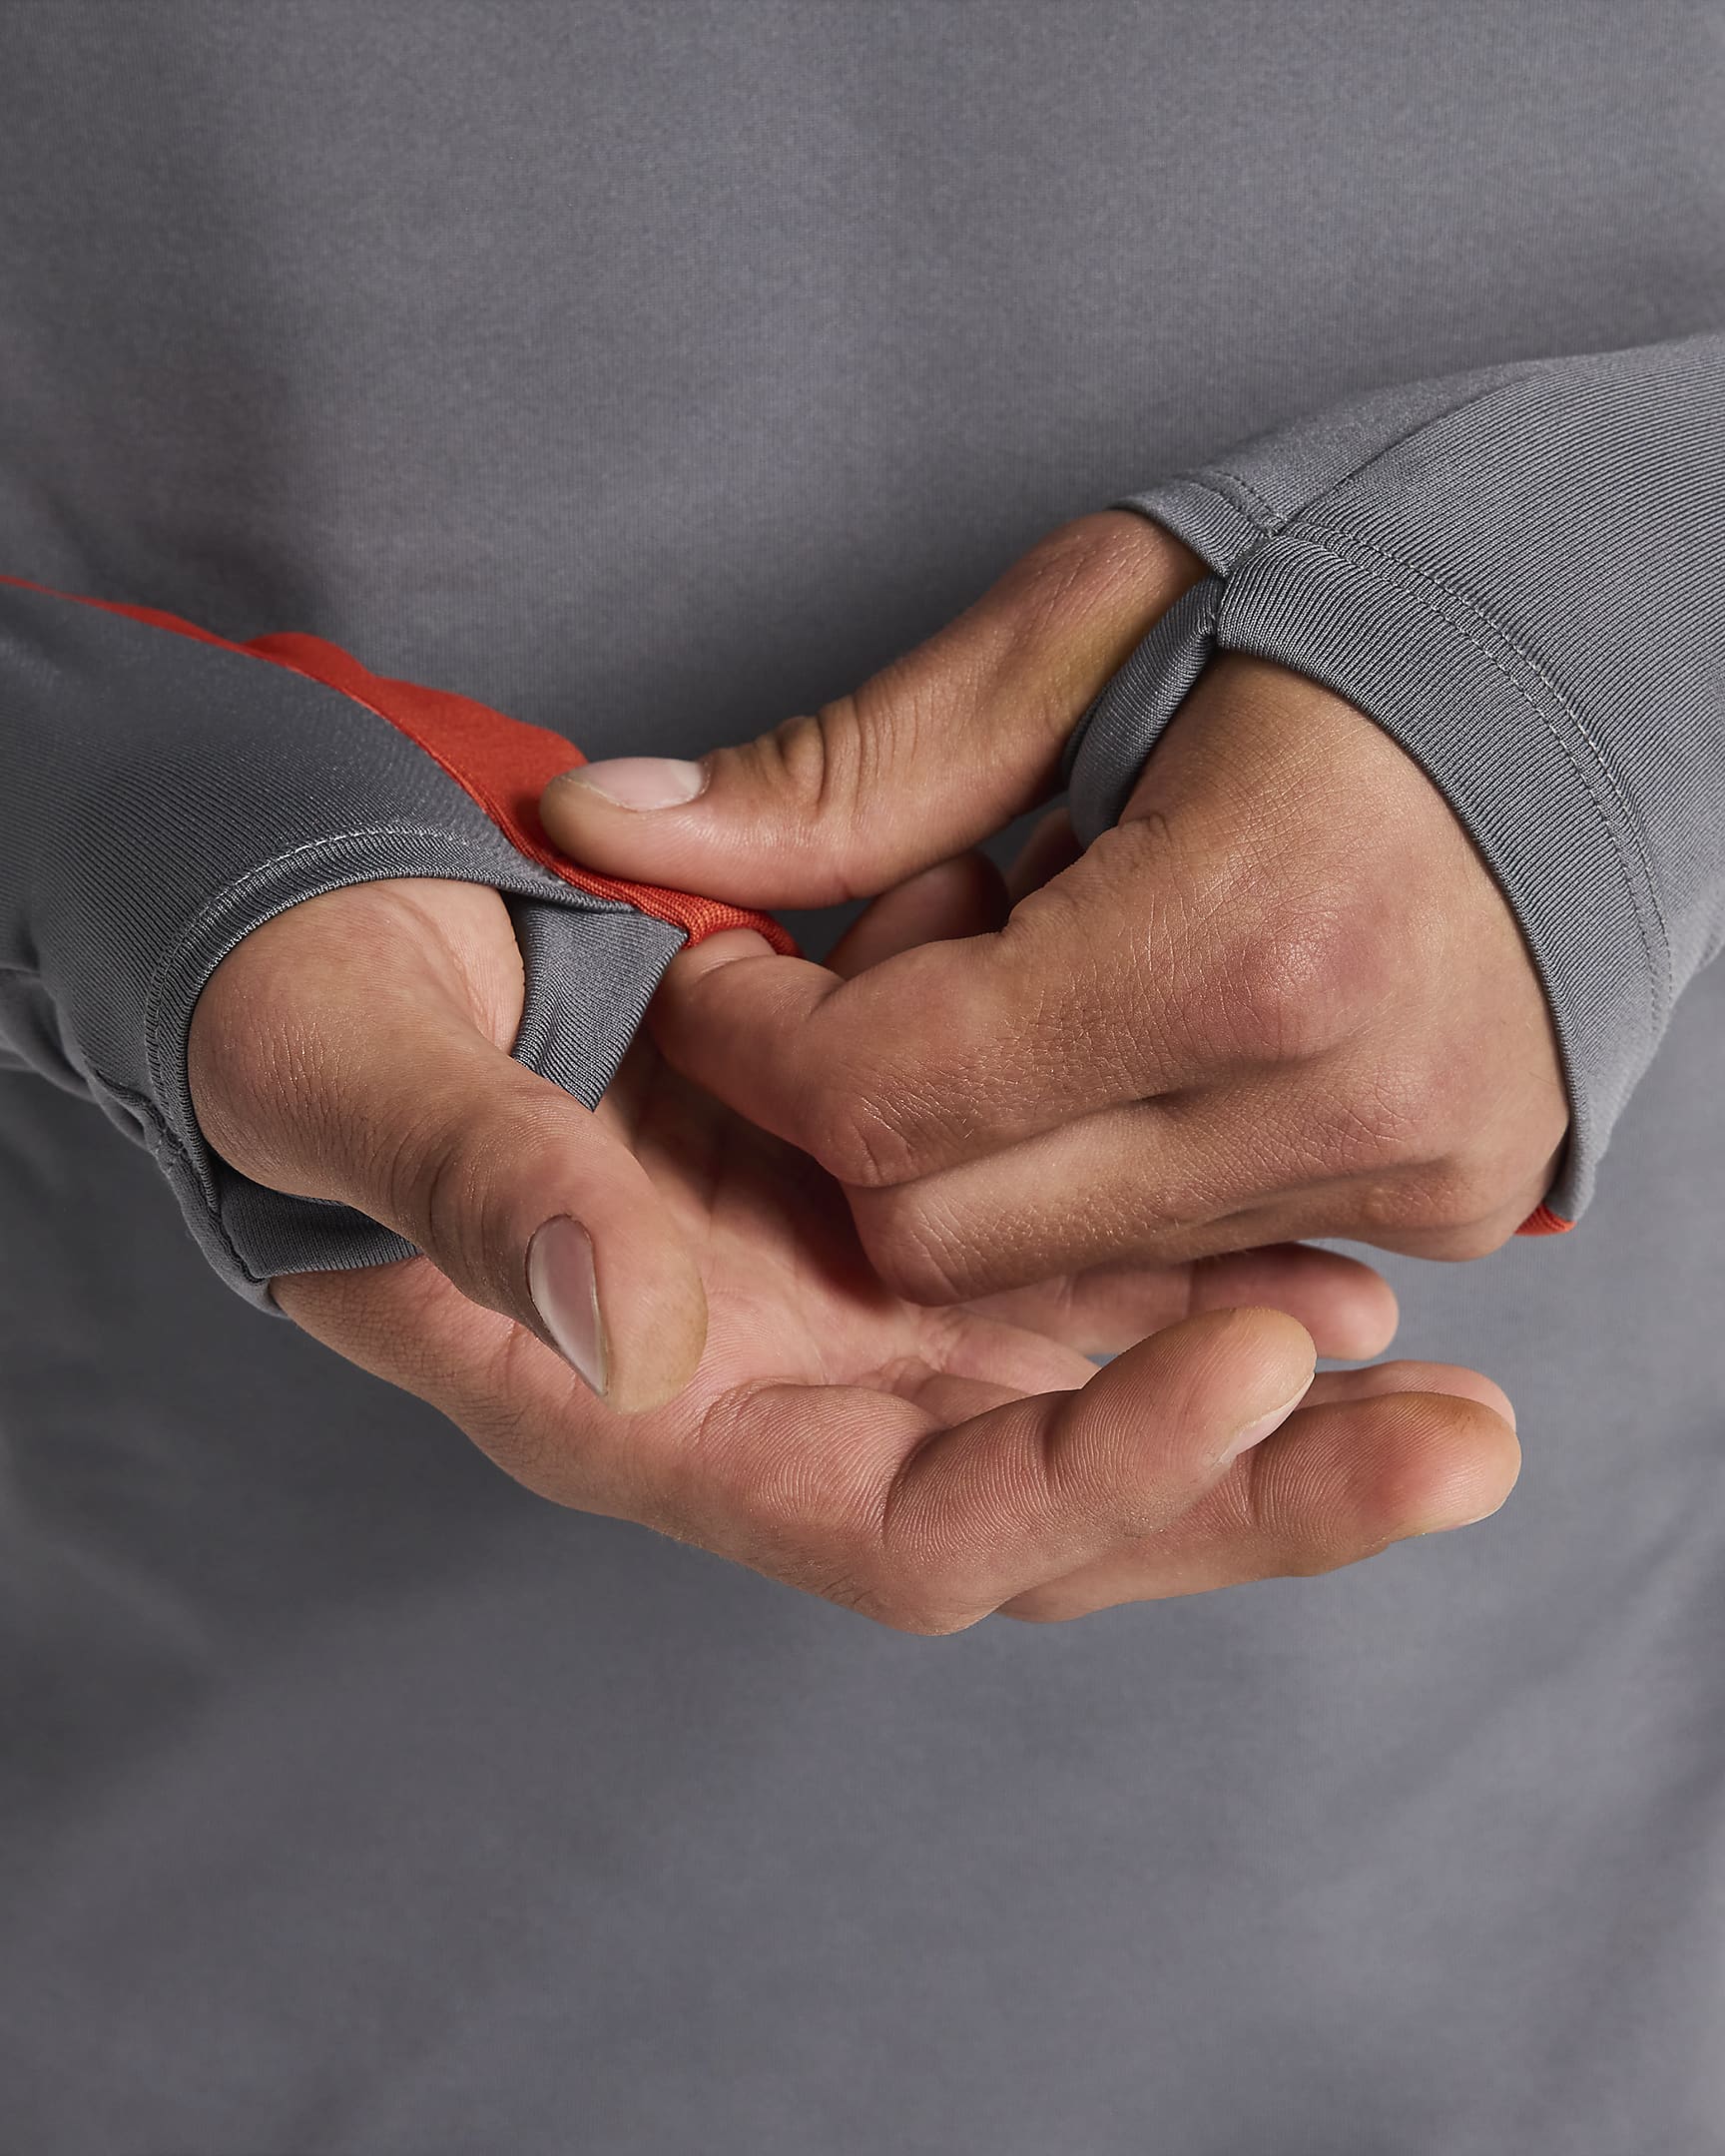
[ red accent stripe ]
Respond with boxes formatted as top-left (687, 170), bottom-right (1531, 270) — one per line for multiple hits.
top-left (1, 576), bottom-right (796, 955)
top-left (0, 573), bottom-right (1595, 1238)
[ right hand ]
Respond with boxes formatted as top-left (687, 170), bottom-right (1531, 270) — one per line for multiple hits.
top-left (187, 874), bottom-right (1519, 1631)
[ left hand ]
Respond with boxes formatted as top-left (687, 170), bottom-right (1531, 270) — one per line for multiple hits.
top-left (192, 878), bottom-right (1515, 1630)
top-left (538, 511), bottom-right (1570, 1303)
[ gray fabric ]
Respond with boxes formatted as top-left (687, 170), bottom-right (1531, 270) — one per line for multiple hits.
top-left (0, 582), bottom-right (684, 1300)
top-left (3, 3), bottom-right (1725, 2152)
top-left (1068, 336), bottom-right (1725, 1221)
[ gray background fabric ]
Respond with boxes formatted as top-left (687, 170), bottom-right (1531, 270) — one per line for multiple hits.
top-left (2, 2), bottom-right (1724, 2150)
top-left (0, 582), bottom-right (687, 1300)
top-left (1068, 336), bottom-right (1725, 1221)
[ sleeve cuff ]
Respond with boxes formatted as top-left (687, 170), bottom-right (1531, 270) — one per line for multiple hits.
top-left (0, 578), bottom-right (789, 1306)
top-left (1067, 496), bottom-right (1673, 1226)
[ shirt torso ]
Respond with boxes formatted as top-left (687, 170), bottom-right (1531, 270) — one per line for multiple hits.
top-left (3, 6), bottom-right (1723, 2149)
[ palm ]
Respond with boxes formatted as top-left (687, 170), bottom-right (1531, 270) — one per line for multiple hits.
top-left (262, 883), bottom-right (1087, 1601)
top-left (252, 878), bottom-right (1510, 1627)
top-left (601, 1031), bottom-right (1094, 1396)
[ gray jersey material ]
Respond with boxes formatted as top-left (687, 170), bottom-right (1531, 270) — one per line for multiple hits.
top-left (0, 582), bottom-right (684, 1299)
top-left (1069, 334), bottom-right (1725, 1222)
top-left (2, 4), bottom-right (1723, 2151)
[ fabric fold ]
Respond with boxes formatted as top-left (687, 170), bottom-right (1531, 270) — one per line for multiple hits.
top-left (1067, 332), bottom-right (1725, 1228)
top-left (0, 578), bottom-right (784, 1303)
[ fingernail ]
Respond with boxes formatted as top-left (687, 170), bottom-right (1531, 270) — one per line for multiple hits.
top-left (526, 1217), bottom-right (609, 1398)
top-left (1217, 1380), bottom-right (1313, 1467)
top-left (564, 757), bottom-right (707, 810)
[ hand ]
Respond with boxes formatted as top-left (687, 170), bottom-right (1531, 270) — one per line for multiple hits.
top-left (187, 875), bottom-right (1517, 1627)
top-left (538, 513), bottom-right (1570, 1303)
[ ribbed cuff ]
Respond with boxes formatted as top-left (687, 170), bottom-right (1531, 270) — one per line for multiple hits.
top-left (142, 836), bottom-right (685, 1305)
top-left (1067, 497), bottom-right (1673, 1223)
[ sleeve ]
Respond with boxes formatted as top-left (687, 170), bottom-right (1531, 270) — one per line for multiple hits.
top-left (0, 577), bottom-right (793, 1307)
top-left (1064, 331), bottom-right (1725, 1231)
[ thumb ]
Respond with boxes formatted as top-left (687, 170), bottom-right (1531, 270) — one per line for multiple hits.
top-left (538, 513), bottom-right (1202, 909)
top-left (188, 878), bottom-right (708, 1413)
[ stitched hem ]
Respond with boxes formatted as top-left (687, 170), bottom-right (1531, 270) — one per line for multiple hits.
top-left (1268, 523), bottom-right (1670, 1011)
top-left (1120, 366), bottom-right (1555, 572)
top-left (1303, 517), bottom-right (1671, 996)
top-left (1113, 479), bottom-right (1266, 574)
top-left (140, 824), bottom-right (636, 1283)
top-left (1210, 530), bottom-right (1667, 1221)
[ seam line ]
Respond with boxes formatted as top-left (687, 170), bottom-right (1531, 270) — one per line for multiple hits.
top-left (1314, 517), bottom-right (1669, 964)
top-left (1190, 363), bottom-right (1552, 538)
top-left (1250, 526), bottom-right (1671, 1022)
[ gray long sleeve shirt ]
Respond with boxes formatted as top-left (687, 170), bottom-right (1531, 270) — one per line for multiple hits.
top-left (3, 4), bottom-right (1723, 2151)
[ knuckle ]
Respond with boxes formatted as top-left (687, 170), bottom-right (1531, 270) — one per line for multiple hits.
top-left (814, 1086), bottom-right (924, 1191)
top-left (849, 1574), bottom-right (963, 1636)
top-left (853, 1188), bottom-right (980, 1306)
top-left (741, 699), bottom-right (892, 891)
top-left (752, 706), bottom-right (855, 816)
top-left (1350, 1165), bottom-right (1513, 1258)
top-left (1218, 903), bottom-right (1360, 1064)
top-left (390, 1102), bottom-right (522, 1293)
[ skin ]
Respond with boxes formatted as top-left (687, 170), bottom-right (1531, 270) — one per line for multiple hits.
top-left (540, 511), bottom-right (1571, 1308)
top-left (188, 874), bottom-right (1518, 1631)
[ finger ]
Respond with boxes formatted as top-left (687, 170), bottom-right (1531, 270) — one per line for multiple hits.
top-left (649, 807), bottom-right (1262, 1192)
top-left (538, 513), bottom-right (1203, 907)
top-left (964, 1243), bottom-right (1399, 1362)
top-left (189, 879), bottom-right (707, 1412)
top-left (845, 1090), bottom-right (1316, 1302)
top-left (283, 1259), bottom-right (1319, 1634)
top-left (645, 650), bottom-right (1426, 1184)
top-left (842, 1071), bottom-right (1550, 1303)
top-left (649, 650), bottom-right (1470, 1199)
top-left (998, 1377), bottom-right (1520, 1622)
top-left (1298, 1357), bottom-right (1515, 1426)
top-left (273, 1237), bottom-right (1096, 1529)
top-left (683, 1304), bottom-right (1319, 1631)
top-left (827, 850), bottom-right (1009, 979)
top-left (293, 1260), bottom-right (1513, 1633)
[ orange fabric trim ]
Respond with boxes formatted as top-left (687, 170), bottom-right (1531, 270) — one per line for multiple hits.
top-left (0, 575), bottom-right (796, 955)
top-left (0, 573), bottom-right (1597, 1233)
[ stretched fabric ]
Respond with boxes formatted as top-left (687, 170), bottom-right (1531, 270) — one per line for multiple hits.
top-left (0, 577), bottom-right (789, 1303)
top-left (1067, 333), bottom-right (1725, 1228)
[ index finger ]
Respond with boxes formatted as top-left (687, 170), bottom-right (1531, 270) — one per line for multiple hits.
top-left (650, 817), bottom-right (1230, 1188)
